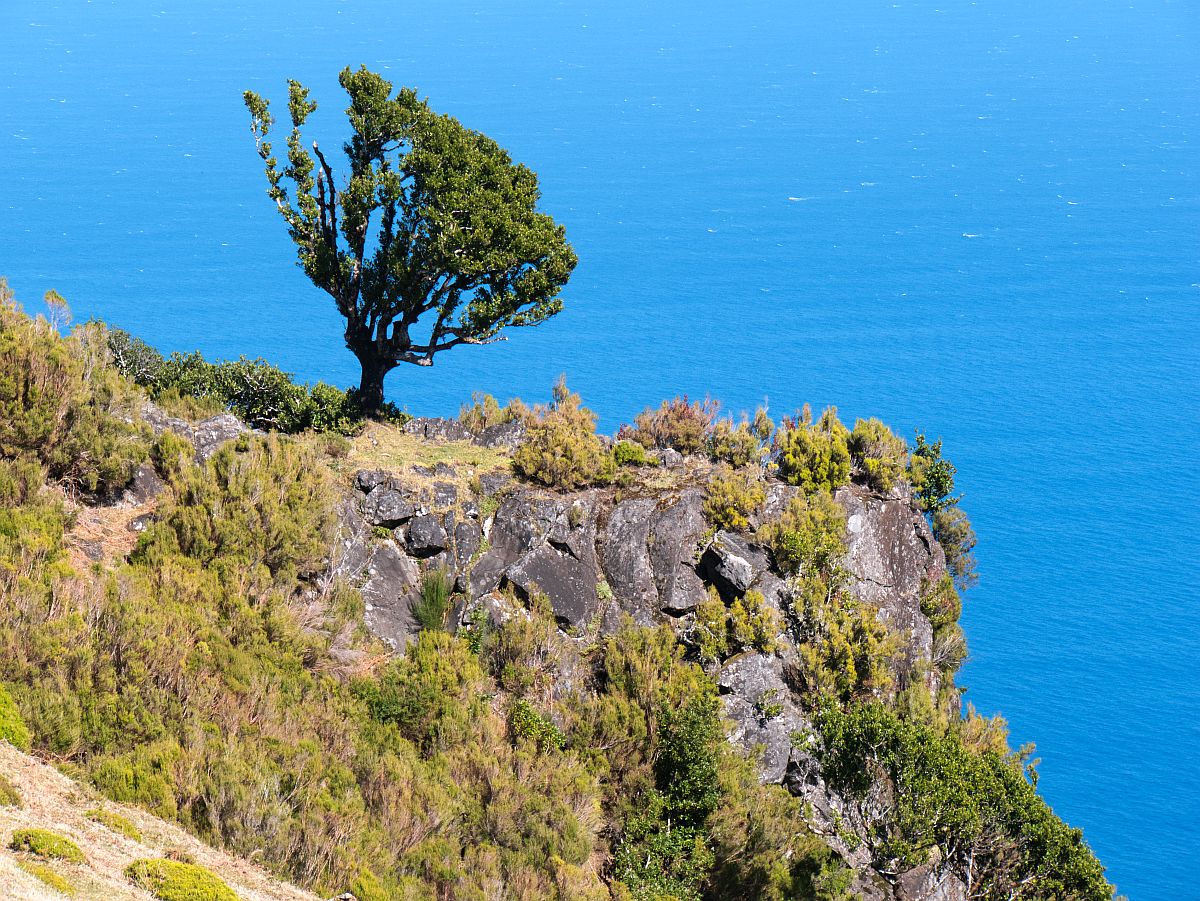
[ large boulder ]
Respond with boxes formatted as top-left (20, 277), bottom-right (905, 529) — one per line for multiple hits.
top-left (403, 417), bottom-right (474, 442)
top-left (359, 542), bottom-right (421, 650)
top-left (506, 543), bottom-right (600, 629)
top-left (700, 530), bottom-right (771, 599)
top-left (406, 514), bottom-right (449, 557)
top-left (718, 652), bottom-right (810, 784)
top-left (600, 498), bottom-right (660, 627)
top-left (361, 487), bottom-right (418, 528)
top-left (193, 414), bottom-right (251, 462)
top-left (647, 489), bottom-right (709, 612)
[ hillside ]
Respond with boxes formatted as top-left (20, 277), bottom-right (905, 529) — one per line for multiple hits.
top-left (0, 292), bottom-right (1112, 901)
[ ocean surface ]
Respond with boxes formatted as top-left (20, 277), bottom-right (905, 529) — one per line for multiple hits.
top-left (2, 1), bottom-right (1197, 896)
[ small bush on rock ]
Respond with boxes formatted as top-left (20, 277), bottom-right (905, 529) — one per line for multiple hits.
top-left (848, 418), bottom-right (907, 492)
top-left (703, 465), bottom-right (766, 531)
top-left (412, 569), bottom-right (453, 632)
top-left (729, 590), bottom-right (780, 654)
top-left (125, 858), bottom-right (238, 901)
top-left (513, 377), bottom-right (615, 489)
top-left (775, 406), bottom-right (850, 495)
top-left (758, 491), bottom-right (846, 577)
top-left (620, 395), bottom-right (719, 455)
top-left (692, 588), bottom-right (730, 665)
top-left (708, 409), bottom-right (771, 468)
top-left (9, 829), bottom-right (85, 864)
top-left (613, 439), bottom-right (651, 467)
top-left (459, 392), bottom-right (533, 432)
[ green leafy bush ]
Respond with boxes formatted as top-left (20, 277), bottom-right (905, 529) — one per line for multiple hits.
top-left (17, 860), bottom-right (76, 896)
top-left (703, 465), bottom-right (766, 531)
top-left (758, 490), bottom-right (846, 577)
top-left (411, 569), bottom-right (453, 632)
top-left (909, 432), bottom-right (957, 512)
top-left (9, 829), bottom-right (85, 864)
top-left (86, 807), bottom-right (143, 841)
top-left (848, 418), bottom-right (907, 492)
top-left (707, 414), bottom-right (767, 467)
top-left (513, 378), bottom-right (615, 489)
top-left (125, 858), bottom-right (238, 901)
top-left (729, 590), bottom-right (780, 654)
top-left (612, 439), bottom-right (651, 467)
top-left (620, 395), bottom-right (719, 455)
top-left (0, 684), bottom-right (32, 751)
top-left (509, 698), bottom-right (566, 751)
top-left (775, 405), bottom-right (850, 494)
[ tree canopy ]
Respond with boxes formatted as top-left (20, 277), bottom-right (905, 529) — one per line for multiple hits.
top-left (244, 67), bottom-right (577, 412)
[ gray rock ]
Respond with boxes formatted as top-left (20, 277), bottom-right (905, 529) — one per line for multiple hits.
top-left (407, 514), bottom-right (449, 557)
top-left (477, 470), bottom-right (513, 498)
top-left (600, 498), bottom-right (660, 626)
top-left (360, 542), bottom-right (421, 650)
top-left (128, 512), bottom-right (155, 533)
top-left (506, 543), bottom-right (599, 629)
top-left (454, 521), bottom-right (482, 568)
top-left (718, 652), bottom-right (810, 784)
top-left (648, 489), bottom-right (709, 612)
top-left (403, 417), bottom-right (473, 442)
top-left (477, 419), bottom-right (528, 449)
top-left (355, 469), bottom-right (391, 493)
top-left (361, 488), bottom-right (418, 527)
top-left (701, 530), bottom-right (771, 599)
top-left (469, 550), bottom-right (510, 597)
top-left (193, 413), bottom-right (251, 462)
top-left (433, 462), bottom-right (456, 478)
top-left (895, 853), bottom-right (966, 901)
top-left (660, 447), bottom-right (684, 468)
top-left (433, 481), bottom-right (458, 509)
top-left (120, 464), bottom-right (165, 505)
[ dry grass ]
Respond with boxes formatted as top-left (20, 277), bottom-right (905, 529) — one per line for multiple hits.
top-left (0, 742), bottom-right (318, 901)
top-left (339, 421), bottom-right (512, 497)
top-left (64, 500), bottom-right (153, 571)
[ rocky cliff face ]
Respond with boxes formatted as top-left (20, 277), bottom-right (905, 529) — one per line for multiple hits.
top-left (332, 417), bottom-right (965, 901)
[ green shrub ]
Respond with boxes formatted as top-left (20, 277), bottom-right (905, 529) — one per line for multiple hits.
top-left (848, 418), bottom-right (907, 492)
top-left (703, 465), bottom-right (766, 531)
top-left (933, 505), bottom-right (978, 591)
top-left (86, 807), bottom-right (142, 841)
top-left (411, 569), bottom-right (453, 632)
top-left (919, 574), bottom-right (962, 633)
top-left (509, 699), bottom-right (566, 751)
top-left (513, 377), bottom-right (615, 489)
top-left (459, 392), bottom-right (532, 432)
top-left (17, 860), bottom-right (76, 896)
top-left (9, 829), bottom-right (85, 864)
top-left (707, 415), bottom-right (765, 467)
top-left (775, 405), bottom-right (850, 495)
top-left (909, 432), bottom-right (957, 512)
top-left (125, 858), bottom-right (238, 901)
top-left (620, 395), bottom-right (719, 455)
top-left (692, 588), bottom-right (729, 665)
top-left (792, 584), bottom-right (896, 703)
top-left (729, 590), bottom-right (780, 654)
top-left (758, 490), bottom-right (846, 577)
top-left (613, 439), bottom-right (650, 467)
top-left (0, 773), bottom-right (21, 807)
top-left (0, 684), bottom-right (32, 751)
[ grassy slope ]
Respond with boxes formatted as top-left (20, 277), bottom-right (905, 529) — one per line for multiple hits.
top-left (0, 742), bottom-right (318, 901)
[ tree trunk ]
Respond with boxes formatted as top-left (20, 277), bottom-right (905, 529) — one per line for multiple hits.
top-left (355, 351), bottom-right (390, 416)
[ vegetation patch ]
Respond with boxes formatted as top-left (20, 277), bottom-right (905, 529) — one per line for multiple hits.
top-left (9, 829), bottom-right (86, 864)
top-left (0, 685), bottom-right (32, 752)
top-left (125, 858), bottom-right (239, 901)
top-left (17, 860), bottom-right (76, 896)
top-left (0, 773), bottom-right (21, 807)
top-left (85, 807), bottom-right (142, 841)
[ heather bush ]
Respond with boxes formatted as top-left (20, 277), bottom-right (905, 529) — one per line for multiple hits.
top-left (933, 504), bottom-right (978, 591)
top-left (459, 391), bottom-right (533, 432)
top-left (513, 377), bottom-right (615, 489)
top-left (848, 417), bottom-right (907, 492)
top-left (707, 416), bottom-right (764, 467)
top-left (0, 773), bottom-right (21, 807)
top-left (620, 395), bottom-right (719, 455)
top-left (613, 439), bottom-right (651, 467)
top-left (703, 465), bottom-right (766, 531)
top-left (0, 684), bottom-right (32, 751)
top-left (775, 405), bottom-right (850, 494)
top-left (125, 859), bottom-right (238, 901)
top-left (729, 590), bottom-right (780, 654)
top-left (86, 807), bottom-right (143, 841)
top-left (758, 490), bottom-right (846, 577)
top-left (692, 588), bottom-right (730, 665)
top-left (9, 829), bottom-right (85, 864)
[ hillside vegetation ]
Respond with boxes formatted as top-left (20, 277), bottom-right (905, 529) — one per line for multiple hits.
top-left (0, 285), bottom-right (1111, 901)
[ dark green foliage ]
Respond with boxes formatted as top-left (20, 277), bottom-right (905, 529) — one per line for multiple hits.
top-left (411, 569), bottom-right (452, 632)
top-left (513, 378), bottom-right (615, 489)
top-left (819, 703), bottom-right (1113, 901)
top-left (775, 405), bottom-right (851, 495)
top-left (620, 396), bottom-right (719, 455)
top-left (9, 829), bottom-right (85, 864)
top-left (244, 67), bottom-right (577, 412)
top-left (933, 504), bottom-right (979, 591)
top-left (909, 432), bottom-right (957, 512)
top-left (702, 465), bottom-right (766, 531)
top-left (848, 418), bottom-right (908, 492)
top-left (107, 327), bottom-right (370, 434)
top-left (0, 683), bottom-right (32, 751)
top-left (125, 858), bottom-right (238, 901)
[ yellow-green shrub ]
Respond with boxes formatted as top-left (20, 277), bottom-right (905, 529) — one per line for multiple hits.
top-left (0, 773), bottom-right (21, 807)
top-left (9, 829), bottom-right (85, 864)
top-left (17, 860), bottom-right (76, 896)
top-left (692, 588), bottom-right (729, 665)
top-left (848, 418), bottom-right (907, 492)
top-left (703, 465), bottom-right (766, 531)
top-left (513, 378), bottom-right (615, 489)
top-left (775, 406), bottom-right (850, 495)
top-left (0, 684), bottom-right (32, 751)
top-left (86, 808), bottom-right (142, 841)
top-left (758, 490), bottom-right (845, 577)
top-left (729, 590), bottom-right (780, 654)
top-left (125, 859), bottom-right (238, 901)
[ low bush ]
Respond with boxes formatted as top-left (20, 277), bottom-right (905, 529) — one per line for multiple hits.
top-left (692, 588), bottom-right (730, 665)
top-left (775, 406), bottom-right (850, 494)
top-left (9, 829), bottom-right (85, 864)
top-left (707, 413), bottom-right (769, 467)
top-left (848, 418), bottom-right (907, 492)
top-left (0, 684), bottom-right (32, 751)
top-left (613, 439), bottom-right (651, 467)
top-left (620, 395), bottom-right (719, 455)
top-left (17, 860), bottom-right (76, 896)
top-left (513, 377), bottom-right (615, 489)
top-left (729, 590), bottom-right (780, 654)
top-left (86, 807), bottom-right (143, 841)
top-left (0, 773), bottom-right (21, 807)
top-left (411, 569), bottom-right (453, 632)
top-left (458, 392), bottom-right (533, 433)
top-left (758, 490), bottom-right (846, 577)
top-left (125, 858), bottom-right (238, 901)
top-left (509, 698), bottom-right (566, 752)
top-left (703, 465), bottom-right (766, 531)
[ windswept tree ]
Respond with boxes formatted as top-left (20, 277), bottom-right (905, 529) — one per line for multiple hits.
top-left (243, 67), bottom-right (577, 413)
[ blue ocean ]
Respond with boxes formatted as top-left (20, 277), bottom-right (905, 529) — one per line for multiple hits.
top-left (2, 1), bottom-right (1197, 896)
